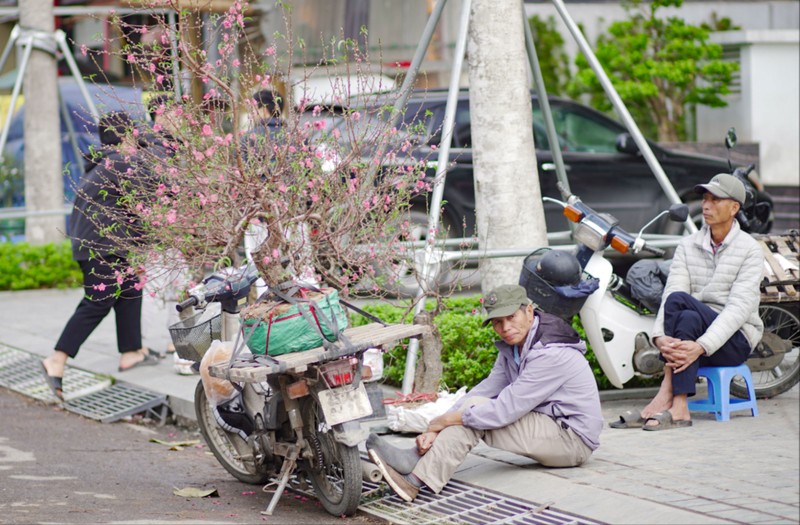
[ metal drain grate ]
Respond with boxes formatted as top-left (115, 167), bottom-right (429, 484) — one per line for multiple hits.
top-left (0, 344), bottom-right (111, 402)
top-left (0, 344), bottom-right (168, 424)
top-left (358, 478), bottom-right (605, 525)
top-left (64, 382), bottom-right (168, 424)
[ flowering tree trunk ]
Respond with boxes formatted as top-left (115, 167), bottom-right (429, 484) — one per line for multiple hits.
top-left (468, 0), bottom-right (546, 292)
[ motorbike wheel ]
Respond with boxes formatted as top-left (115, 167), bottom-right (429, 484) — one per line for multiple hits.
top-left (194, 381), bottom-right (271, 485)
top-left (733, 304), bottom-right (800, 399)
top-left (301, 396), bottom-right (362, 516)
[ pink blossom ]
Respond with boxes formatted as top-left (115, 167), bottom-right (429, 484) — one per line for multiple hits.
top-left (262, 256), bottom-right (271, 265)
top-left (156, 74), bottom-right (165, 84)
top-left (352, 111), bottom-right (361, 121)
top-left (166, 209), bottom-right (177, 224)
top-left (313, 120), bottom-right (325, 131)
top-left (134, 281), bottom-right (145, 291)
top-left (288, 145), bottom-right (296, 153)
top-left (93, 283), bottom-right (107, 292)
top-left (202, 124), bottom-right (213, 136)
top-left (265, 46), bottom-right (276, 56)
top-left (272, 249), bottom-right (280, 259)
top-left (192, 150), bottom-right (205, 162)
top-left (312, 105), bottom-right (322, 116)
top-left (304, 158), bottom-right (314, 168)
top-left (126, 54), bottom-right (135, 63)
top-left (332, 128), bottom-right (341, 139)
top-left (205, 147), bottom-right (216, 157)
top-left (310, 194), bottom-right (319, 203)
top-left (115, 272), bottom-right (124, 285)
top-left (278, 183), bottom-right (287, 193)
top-left (148, 63), bottom-right (156, 73)
top-left (80, 45), bottom-right (88, 57)
top-left (232, 59), bottom-right (240, 67)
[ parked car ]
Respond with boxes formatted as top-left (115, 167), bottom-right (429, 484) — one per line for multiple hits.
top-left (2, 79), bottom-right (147, 206)
top-left (334, 89), bottom-right (774, 240)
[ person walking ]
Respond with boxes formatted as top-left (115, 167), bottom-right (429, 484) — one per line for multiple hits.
top-left (40, 112), bottom-right (159, 400)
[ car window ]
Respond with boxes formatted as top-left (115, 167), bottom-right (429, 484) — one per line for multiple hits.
top-left (533, 102), bottom-right (623, 154)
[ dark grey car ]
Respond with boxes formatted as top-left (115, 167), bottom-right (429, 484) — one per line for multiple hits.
top-left (343, 90), bottom-right (773, 239)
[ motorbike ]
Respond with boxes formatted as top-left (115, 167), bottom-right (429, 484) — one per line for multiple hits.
top-left (169, 264), bottom-right (384, 517)
top-left (520, 184), bottom-right (799, 399)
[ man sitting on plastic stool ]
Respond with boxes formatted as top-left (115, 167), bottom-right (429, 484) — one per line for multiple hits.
top-left (610, 173), bottom-right (765, 431)
top-left (366, 284), bottom-right (603, 502)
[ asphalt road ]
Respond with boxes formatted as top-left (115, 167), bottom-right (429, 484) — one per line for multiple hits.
top-left (0, 389), bottom-right (385, 525)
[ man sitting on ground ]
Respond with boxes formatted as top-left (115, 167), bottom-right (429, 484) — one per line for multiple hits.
top-left (367, 284), bottom-right (603, 502)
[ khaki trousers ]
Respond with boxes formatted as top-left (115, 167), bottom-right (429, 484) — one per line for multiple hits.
top-left (412, 397), bottom-right (592, 493)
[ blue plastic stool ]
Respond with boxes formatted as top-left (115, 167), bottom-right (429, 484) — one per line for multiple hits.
top-left (688, 364), bottom-right (759, 421)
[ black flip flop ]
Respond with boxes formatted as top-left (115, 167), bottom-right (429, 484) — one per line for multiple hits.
top-left (40, 362), bottom-right (64, 400)
top-left (609, 409), bottom-right (645, 429)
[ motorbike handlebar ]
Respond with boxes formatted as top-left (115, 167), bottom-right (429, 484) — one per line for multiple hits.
top-left (176, 296), bottom-right (199, 313)
top-left (640, 244), bottom-right (666, 257)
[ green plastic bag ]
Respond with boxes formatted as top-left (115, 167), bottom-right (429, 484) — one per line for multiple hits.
top-left (240, 289), bottom-right (348, 356)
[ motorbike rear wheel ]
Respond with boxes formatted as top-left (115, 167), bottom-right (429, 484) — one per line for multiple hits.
top-left (301, 396), bottom-right (362, 516)
top-left (734, 303), bottom-right (800, 399)
top-left (194, 381), bottom-right (271, 485)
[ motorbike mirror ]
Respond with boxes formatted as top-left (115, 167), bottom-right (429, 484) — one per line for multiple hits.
top-left (668, 203), bottom-right (690, 223)
top-left (615, 132), bottom-right (638, 155)
top-left (725, 127), bottom-right (737, 150)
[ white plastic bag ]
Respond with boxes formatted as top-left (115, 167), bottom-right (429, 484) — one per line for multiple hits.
top-left (199, 341), bottom-right (239, 407)
top-left (386, 387), bottom-right (467, 433)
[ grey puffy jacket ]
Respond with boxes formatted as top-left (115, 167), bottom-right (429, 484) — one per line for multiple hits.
top-left (652, 221), bottom-right (764, 355)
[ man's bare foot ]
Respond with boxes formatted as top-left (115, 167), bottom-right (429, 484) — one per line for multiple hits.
top-left (640, 390), bottom-right (673, 419)
top-left (118, 348), bottom-right (151, 370)
top-left (42, 352), bottom-right (67, 378)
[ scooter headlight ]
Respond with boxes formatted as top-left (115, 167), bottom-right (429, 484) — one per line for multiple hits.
top-left (573, 221), bottom-right (607, 252)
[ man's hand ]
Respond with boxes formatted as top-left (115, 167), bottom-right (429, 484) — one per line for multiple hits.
top-left (663, 340), bottom-right (706, 373)
top-left (416, 432), bottom-right (438, 455)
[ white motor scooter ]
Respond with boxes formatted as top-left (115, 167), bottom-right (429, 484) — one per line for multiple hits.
top-left (522, 184), bottom-right (800, 399)
top-left (521, 185), bottom-right (688, 388)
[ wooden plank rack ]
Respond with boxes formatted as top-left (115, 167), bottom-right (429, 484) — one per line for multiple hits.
top-left (208, 322), bottom-right (429, 383)
top-left (756, 230), bottom-right (799, 303)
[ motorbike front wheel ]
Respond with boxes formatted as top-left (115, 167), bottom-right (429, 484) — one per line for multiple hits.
top-left (194, 381), bottom-right (271, 485)
top-left (734, 303), bottom-right (800, 399)
top-left (301, 396), bottom-right (362, 516)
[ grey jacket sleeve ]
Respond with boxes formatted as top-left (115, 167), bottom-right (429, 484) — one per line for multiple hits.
top-left (461, 350), bottom-right (568, 430)
top-left (450, 351), bottom-right (510, 413)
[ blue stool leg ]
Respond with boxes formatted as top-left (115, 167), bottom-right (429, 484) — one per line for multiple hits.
top-left (741, 367), bottom-right (759, 418)
top-left (718, 368), bottom-right (732, 422)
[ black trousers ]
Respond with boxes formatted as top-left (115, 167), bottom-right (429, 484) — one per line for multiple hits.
top-left (661, 291), bottom-right (751, 396)
top-left (55, 257), bottom-right (143, 357)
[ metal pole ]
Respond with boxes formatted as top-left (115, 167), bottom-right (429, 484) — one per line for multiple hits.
top-left (522, 9), bottom-right (570, 196)
top-left (401, 0), bottom-right (471, 395)
top-left (56, 30), bottom-right (98, 119)
top-left (0, 36), bottom-right (32, 154)
top-left (168, 11), bottom-right (182, 100)
top-left (550, 0), bottom-right (697, 233)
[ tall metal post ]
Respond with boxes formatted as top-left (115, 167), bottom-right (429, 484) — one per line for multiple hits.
top-left (550, 0), bottom-right (696, 233)
top-left (401, 0), bottom-right (471, 394)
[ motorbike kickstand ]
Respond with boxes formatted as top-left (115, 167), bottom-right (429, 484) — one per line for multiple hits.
top-left (261, 446), bottom-right (300, 516)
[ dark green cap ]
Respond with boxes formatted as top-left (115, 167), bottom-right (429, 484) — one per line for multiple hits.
top-left (482, 284), bottom-right (532, 326)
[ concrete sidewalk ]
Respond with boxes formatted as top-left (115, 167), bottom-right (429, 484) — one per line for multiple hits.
top-left (1, 288), bottom-right (798, 524)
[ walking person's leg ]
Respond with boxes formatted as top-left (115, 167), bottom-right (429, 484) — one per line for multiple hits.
top-left (42, 259), bottom-right (116, 397)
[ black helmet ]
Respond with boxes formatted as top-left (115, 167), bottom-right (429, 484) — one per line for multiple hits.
top-left (534, 250), bottom-right (582, 286)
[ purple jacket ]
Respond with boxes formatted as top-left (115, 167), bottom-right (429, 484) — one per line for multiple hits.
top-left (454, 312), bottom-right (603, 450)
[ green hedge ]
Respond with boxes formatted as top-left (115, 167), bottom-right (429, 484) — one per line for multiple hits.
top-left (0, 241), bottom-right (82, 290)
top-left (351, 297), bottom-right (660, 391)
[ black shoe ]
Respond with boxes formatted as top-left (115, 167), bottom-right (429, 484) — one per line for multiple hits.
top-left (214, 394), bottom-right (254, 439)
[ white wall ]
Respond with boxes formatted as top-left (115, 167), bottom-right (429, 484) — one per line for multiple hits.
top-left (524, 1), bottom-right (800, 187)
top-left (697, 30), bottom-right (800, 186)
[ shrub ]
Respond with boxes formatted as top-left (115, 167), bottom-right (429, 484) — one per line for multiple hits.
top-left (0, 242), bottom-right (81, 290)
top-left (352, 297), bottom-right (660, 391)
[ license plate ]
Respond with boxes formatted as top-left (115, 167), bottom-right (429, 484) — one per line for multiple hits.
top-left (317, 382), bottom-right (373, 426)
